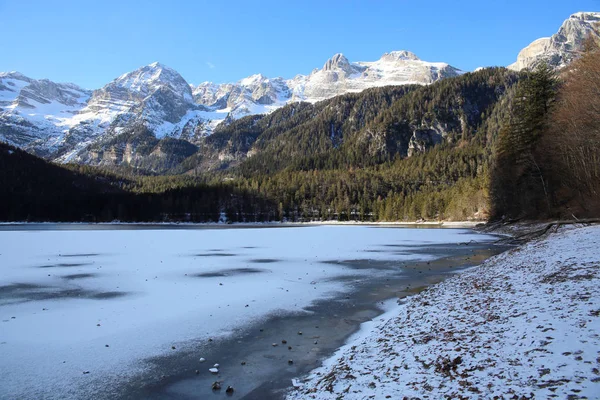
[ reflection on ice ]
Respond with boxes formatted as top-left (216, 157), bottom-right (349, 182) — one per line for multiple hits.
top-left (192, 252), bottom-right (239, 257)
top-left (58, 253), bottom-right (102, 258)
top-left (38, 262), bottom-right (93, 268)
top-left (61, 273), bottom-right (98, 280)
top-left (248, 258), bottom-right (281, 264)
top-left (192, 268), bottom-right (266, 278)
top-left (0, 282), bottom-right (129, 304)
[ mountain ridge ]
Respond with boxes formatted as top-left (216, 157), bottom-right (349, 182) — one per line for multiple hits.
top-left (0, 50), bottom-right (461, 163)
top-left (190, 50), bottom-right (462, 120)
top-left (0, 11), bottom-right (597, 168)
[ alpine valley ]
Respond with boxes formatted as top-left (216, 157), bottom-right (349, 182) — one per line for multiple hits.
top-left (1, 11), bottom-right (599, 223)
top-left (1, 12), bottom-right (597, 174)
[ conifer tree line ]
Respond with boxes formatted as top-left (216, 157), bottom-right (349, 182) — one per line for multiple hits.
top-left (490, 39), bottom-right (600, 220)
top-left (0, 41), bottom-right (599, 222)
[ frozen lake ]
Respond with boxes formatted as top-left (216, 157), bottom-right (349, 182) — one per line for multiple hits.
top-left (0, 225), bottom-right (499, 399)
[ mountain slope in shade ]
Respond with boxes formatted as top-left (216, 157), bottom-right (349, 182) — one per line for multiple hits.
top-left (509, 12), bottom-right (600, 71)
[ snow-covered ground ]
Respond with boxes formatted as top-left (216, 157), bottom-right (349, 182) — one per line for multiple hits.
top-left (0, 225), bottom-right (494, 399)
top-left (288, 225), bottom-right (600, 399)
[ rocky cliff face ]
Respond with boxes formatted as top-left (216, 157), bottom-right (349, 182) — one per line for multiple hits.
top-left (0, 72), bottom-right (91, 150)
top-left (509, 12), bottom-right (600, 71)
top-left (408, 128), bottom-right (445, 157)
top-left (69, 62), bottom-right (207, 139)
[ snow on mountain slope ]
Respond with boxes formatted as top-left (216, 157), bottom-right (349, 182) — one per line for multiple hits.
top-left (192, 50), bottom-right (462, 120)
top-left (0, 72), bottom-right (91, 149)
top-left (0, 64), bottom-right (214, 162)
top-left (301, 51), bottom-right (461, 102)
top-left (509, 12), bottom-right (600, 71)
top-left (0, 72), bottom-right (32, 105)
top-left (1, 51), bottom-right (460, 163)
top-left (72, 63), bottom-right (204, 134)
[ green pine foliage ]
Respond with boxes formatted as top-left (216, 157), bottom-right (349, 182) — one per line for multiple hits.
top-left (489, 63), bottom-right (559, 219)
top-left (215, 68), bottom-right (519, 176)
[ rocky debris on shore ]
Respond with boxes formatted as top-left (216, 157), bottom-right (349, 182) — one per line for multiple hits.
top-left (287, 225), bottom-right (600, 399)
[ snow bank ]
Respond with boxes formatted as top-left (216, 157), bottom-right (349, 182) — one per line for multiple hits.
top-left (288, 225), bottom-right (600, 399)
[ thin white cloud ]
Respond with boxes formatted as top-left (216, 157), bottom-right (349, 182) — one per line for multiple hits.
top-left (206, 61), bottom-right (216, 69)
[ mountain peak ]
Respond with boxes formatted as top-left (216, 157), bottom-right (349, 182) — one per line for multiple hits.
top-left (509, 10), bottom-right (600, 71)
top-left (143, 61), bottom-right (180, 76)
top-left (113, 62), bottom-right (189, 91)
top-left (380, 51), bottom-right (420, 62)
top-left (239, 73), bottom-right (268, 86)
top-left (115, 62), bottom-right (178, 81)
top-left (146, 61), bottom-right (178, 73)
top-left (323, 53), bottom-right (351, 72)
top-left (0, 71), bottom-right (31, 81)
top-left (569, 11), bottom-right (600, 21)
top-left (89, 62), bottom-right (195, 115)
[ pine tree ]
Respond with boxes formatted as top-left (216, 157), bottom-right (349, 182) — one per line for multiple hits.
top-left (490, 63), bottom-right (558, 219)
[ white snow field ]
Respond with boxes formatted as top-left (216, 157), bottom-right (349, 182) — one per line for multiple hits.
top-left (287, 225), bottom-right (600, 399)
top-left (0, 225), bottom-right (493, 399)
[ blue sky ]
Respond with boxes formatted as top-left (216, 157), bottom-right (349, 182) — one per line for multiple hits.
top-left (1, 0), bottom-right (598, 88)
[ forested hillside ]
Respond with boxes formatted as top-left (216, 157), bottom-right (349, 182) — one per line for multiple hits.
top-left (173, 68), bottom-right (518, 176)
top-left (0, 143), bottom-right (275, 222)
top-left (196, 67), bottom-right (520, 221)
top-left (490, 39), bottom-right (600, 220)
top-left (0, 67), bottom-right (520, 222)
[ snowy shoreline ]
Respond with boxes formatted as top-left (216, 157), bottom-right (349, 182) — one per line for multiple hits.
top-left (287, 224), bottom-right (600, 399)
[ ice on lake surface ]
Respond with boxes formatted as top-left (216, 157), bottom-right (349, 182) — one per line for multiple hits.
top-left (0, 225), bottom-right (496, 399)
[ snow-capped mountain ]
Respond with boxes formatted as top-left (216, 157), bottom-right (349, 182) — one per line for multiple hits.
top-left (192, 50), bottom-right (462, 120)
top-left (300, 51), bottom-right (461, 101)
top-left (192, 73), bottom-right (293, 120)
top-left (0, 72), bottom-right (91, 150)
top-left (0, 51), bottom-right (461, 163)
top-left (60, 62), bottom-right (221, 163)
top-left (81, 61), bottom-right (197, 130)
top-left (509, 12), bottom-right (600, 71)
top-left (0, 63), bottom-right (219, 162)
